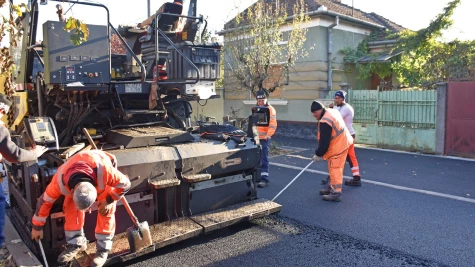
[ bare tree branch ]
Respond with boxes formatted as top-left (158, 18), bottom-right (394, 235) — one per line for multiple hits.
top-left (223, 0), bottom-right (310, 97)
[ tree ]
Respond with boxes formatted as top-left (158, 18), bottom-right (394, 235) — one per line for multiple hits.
top-left (0, 1), bottom-right (28, 103)
top-left (222, 0), bottom-right (310, 97)
top-left (340, 0), bottom-right (472, 88)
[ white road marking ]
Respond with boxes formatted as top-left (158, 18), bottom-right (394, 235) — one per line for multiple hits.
top-left (272, 143), bottom-right (475, 162)
top-left (284, 155), bottom-right (312, 160)
top-left (270, 162), bottom-right (475, 204)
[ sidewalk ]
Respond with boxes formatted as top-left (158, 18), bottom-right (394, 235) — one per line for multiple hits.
top-left (2, 178), bottom-right (43, 267)
top-left (3, 213), bottom-right (42, 267)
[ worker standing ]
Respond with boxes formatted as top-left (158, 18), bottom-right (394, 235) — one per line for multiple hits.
top-left (0, 94), bottom-right (48, 250)
top-left (256, 89), bottom-right (277, 188)
top-left (311, 100), bottom-right (353, 202)
top-left (330, 90), bottom-right (362, 186)
top-left (30, 150), bottom-right (131, 267)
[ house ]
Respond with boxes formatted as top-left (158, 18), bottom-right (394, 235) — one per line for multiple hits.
top-left (218, 0), bottom-right (406, 126)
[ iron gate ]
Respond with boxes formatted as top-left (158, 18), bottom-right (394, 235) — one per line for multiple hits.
top-left (445, 82), bottom-right (475, 157)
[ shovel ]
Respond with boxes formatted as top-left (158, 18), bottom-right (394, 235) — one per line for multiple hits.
top-left (38, 239), bottom-right (49, 267)
top-left (81, 128), bottom-right (153, 252)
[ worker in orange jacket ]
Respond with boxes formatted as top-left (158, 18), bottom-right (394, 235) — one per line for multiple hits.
top-left (30, 150), bottom-right (131, 267)
top-left (256, 89), bottom-right (277, 188)
top-left (310, 100), bottom-right (353, 202)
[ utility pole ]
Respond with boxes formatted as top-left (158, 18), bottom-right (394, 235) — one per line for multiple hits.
top-left (147, 0), bottom-right (151, 17)
top-left (352, 0), bottom-right (354, 16)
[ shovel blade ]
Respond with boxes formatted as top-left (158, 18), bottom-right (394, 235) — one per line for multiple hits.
top-left (126, 221), bottom-right (153, 253)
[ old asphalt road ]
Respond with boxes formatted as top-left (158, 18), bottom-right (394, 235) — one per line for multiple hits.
top-left (125, 137), bottom-right (475, 267)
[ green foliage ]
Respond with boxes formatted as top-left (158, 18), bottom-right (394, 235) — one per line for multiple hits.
top-left (340, 0), bottom-right (472, 88)
top-left (194, 25), bottom-right (212, 43)
top-left (340, 32), bottom-right (393, 82)
top-left (0, 1), bottom-right (27, 100)
top-left (223, 0), bottom-right (310, 96)
top-left (216, 52), bottom-right (224, 88)
top-left (64, 16), bottom-right (89, 46)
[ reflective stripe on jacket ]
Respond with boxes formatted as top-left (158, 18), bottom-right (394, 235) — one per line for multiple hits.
top-left (317, 109), bottom-right (353, 160)
top-left (31, 150), bottom-right (131, 228)
top-left (257, 104), bottom-right (277, 139)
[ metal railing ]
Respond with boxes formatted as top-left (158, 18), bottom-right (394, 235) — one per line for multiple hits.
top-left (154, 12), bottom-right (203, 85)
top-left (326, 88), bottom-right (437, 129)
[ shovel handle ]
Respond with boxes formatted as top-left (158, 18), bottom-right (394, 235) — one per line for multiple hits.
top-left (82, 128), bottom-right (98, 150)
top-left (38, 239), bottom-right (49, 267)
top-left (121, 195), bottom-right (140, 227)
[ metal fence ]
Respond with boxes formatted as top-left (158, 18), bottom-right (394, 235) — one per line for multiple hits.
top-left (327, 88), bottom-right (437, 129)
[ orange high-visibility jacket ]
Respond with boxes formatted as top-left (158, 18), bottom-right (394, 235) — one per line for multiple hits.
top-left (31, 150), bottom-right (131, 230)
top-left (257, 104), bottom-right (277, 140)
top-left (317, 108), bottom-right (353, 160)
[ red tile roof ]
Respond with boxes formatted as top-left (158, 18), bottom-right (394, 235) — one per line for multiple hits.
top-left (224, 0), bottom-right (406, 40)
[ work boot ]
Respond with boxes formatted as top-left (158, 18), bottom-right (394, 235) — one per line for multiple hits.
top-left (322, 192), bottom-right (341, 202)
top-left (258, 180), bottom-right (269, 188)
top-left (319, 188), bottom-right (330, 195)
top-left (321, 176), bottom-right (330, 185)
top-left (91, 250), bottom-right (109, 267)
top-left (57, 243), bottom-right (86, 264)
top-left (345, 176), bottom-right (361, 186)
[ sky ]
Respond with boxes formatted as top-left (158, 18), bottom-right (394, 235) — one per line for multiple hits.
top-left (1, 0), bottom-right (473, 45)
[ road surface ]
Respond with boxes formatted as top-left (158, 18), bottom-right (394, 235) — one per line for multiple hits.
top-left (125, 137), bottom-right (475, 267)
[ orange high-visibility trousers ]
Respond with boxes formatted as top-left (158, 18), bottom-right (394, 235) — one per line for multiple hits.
top-left (346, 135), bottom-right (360, 178)
top-left (63, 192), bottom-right (116, 250)
top-left (328, 149), bottom-right (349, 193)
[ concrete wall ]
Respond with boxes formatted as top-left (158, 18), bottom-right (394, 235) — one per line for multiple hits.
top-left (354, 124), bottom-right (436, 153)
top-left (435, 83), bottom-right (447, 155)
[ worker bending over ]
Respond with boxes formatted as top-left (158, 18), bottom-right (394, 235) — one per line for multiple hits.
top-left (31, 150), bottom-right (131, 267)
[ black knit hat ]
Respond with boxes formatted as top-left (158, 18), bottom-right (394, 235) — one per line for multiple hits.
top-left (310, 100), bottom-right (324, 112)
top-left (256, 89), bottom-right (267, 99)
top-left (0, 94), bottom-right (12, 109)
top-left (335, 90), bottom-right (346, 100)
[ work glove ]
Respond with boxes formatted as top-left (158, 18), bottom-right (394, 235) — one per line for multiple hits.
top-left (312, 155), bottom-right (322, 163)
top-left (32, 145), bottom-right (48, 157)
top-left (0, 162), bottom-right (6, 178)
top-left (97, 197), bottom-right (115, 216)
top-left (31, 228), bottom-right (43, 242)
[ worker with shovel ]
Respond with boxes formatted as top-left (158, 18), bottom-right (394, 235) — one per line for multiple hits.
top-left (310, 101), bottom-right (353, 202)
top-left (30, 150), bottom-right (131, 267)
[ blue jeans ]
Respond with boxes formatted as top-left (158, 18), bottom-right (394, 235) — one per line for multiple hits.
top-left (0, 183), bottom-right (5, 248)
top-left (260, 138), bottom-right (271, 182)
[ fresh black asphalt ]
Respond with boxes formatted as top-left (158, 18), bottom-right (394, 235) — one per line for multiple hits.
top-left (125, 137), bottom-right (475, 267)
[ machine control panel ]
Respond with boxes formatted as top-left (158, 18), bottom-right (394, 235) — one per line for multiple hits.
top-left (43, 21), bottom-right (111, 85)
top-left (23, 117), bottom-right (59, 151)
top-left (65, 66), bottom-right (76, 81)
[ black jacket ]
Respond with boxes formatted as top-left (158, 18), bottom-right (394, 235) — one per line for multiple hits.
top-left (0, 126), bottom-right (37, 162)
top-left (315, 109), bottom-right (332, 157)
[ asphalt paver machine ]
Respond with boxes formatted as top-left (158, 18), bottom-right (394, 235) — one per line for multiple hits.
top-left (4, 0), bottom-right (281, 265)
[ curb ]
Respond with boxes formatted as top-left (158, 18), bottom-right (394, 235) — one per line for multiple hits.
top-left (354, 145), bottom-right (475, 162)
top-left (4, 213), bottom-right (43, 267)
